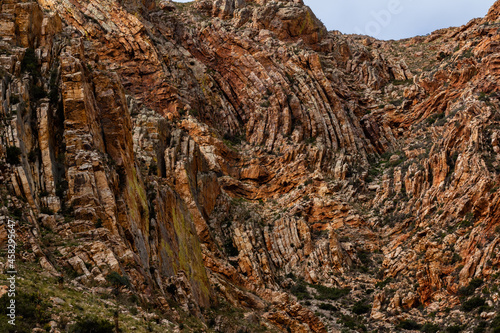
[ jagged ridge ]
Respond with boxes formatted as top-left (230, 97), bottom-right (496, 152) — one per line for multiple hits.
top-left (0, 0), bottom-right (500, 332)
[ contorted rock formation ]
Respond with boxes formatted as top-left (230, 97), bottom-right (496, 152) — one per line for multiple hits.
top-left (1, 0), bottom-right (500, 331)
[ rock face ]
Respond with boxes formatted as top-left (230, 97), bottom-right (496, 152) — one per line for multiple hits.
top-left (1, 0), bottom-right (500, 332)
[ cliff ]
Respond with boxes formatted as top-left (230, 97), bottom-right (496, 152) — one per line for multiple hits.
top-left (0, 0), bottom-right (500, 332)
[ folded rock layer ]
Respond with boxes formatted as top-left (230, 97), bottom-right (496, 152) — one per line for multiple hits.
top-left (0, 0), bottom-right (500, 332)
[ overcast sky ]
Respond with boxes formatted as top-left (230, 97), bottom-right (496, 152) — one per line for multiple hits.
top-left (303, 0), bottom-right (496, 40)
top-left (173, 0), bottom-right (496, 40)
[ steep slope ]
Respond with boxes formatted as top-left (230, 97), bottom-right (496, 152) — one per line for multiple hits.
top-left (0, 0), bottom-right (500, 332)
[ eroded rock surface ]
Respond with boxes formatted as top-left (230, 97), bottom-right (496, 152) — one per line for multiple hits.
top-left (1, 0), bottom-right (500, 332)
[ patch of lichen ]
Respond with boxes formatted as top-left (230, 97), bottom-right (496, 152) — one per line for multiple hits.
top-left (171, 205), bottom-right (212, 304)
top-left (126, 166), bottom-right (149, 233)
top-left (298, 9), bottom-right (315, 36)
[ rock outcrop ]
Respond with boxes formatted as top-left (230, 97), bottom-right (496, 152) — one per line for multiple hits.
top-left (1, 0), bottom-right (500, 332)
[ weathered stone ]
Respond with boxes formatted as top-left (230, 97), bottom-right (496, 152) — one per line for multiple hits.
top-left (1, 0), bottom-right (500, 331)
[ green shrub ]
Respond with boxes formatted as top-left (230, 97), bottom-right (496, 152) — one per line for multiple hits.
top-left (339, 314), bottom-right (366, 331)
top-left (312, 284), bottom-right (350, 300)
top-left (427, 112), bottom-right (445, 125)
top-left (6, 146), bottom-right (21, 165)
top-left (473, 321), bottom-right (487, 333)
top-left (260, 100), bottom-right (270, 108)
top-left (318, 303), bottom-right (337, 312)
top-left (0, 292), bottom-right (51, 332)
top-left (290, 281), bottom-right (311, 300)
top-left (305, 136), bottom-right (316, 145)
top-left (478, 92), bottom-right (490, 102)
top-left (458, 278), bottom-right (483, 296)
top-left (451, 253), bottom-right (462, 264)
top-left (223, 133), bottom-right (245, 146)
top-left (338, 314), bottom-right (357, 329)
top-left (460, 49), bottom-right (473, 59)
top-left (10, 207), bottom-right (22, 219)
top-left (357, 250), bottom-right (371, 266)
top-left (446, 325), bottom-right (463, 333)
top-left (491, 315), bottom-right (500, 333)
top-left (105, 271), bottom-right (130, 288)
top-left (376, 277), bottom-right (393, 289)
top-left (352, 301), bottom-right (371, 315)
top-left (392, 79), bottom-right (413, 86)
top-left (397, 319), bottom-right (421, 330)
top-left (70, 316), bottom-right (114, 333)
top-left (421, 322), bottom-right (440, 333)
top-left (461, 296), bottom-right (485, 312)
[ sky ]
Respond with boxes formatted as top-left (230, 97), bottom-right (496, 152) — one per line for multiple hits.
top-left (303, 0), bottom-right (496, 40)
top-left (173, 0), bottom-right (497, 40)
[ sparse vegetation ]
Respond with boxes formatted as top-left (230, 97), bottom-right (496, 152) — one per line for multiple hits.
top-left (461, 296), bottom-right (485, 312)
top-left (2, 4), bottom-right (500, 333)
top-left (420, 322), bottom-right (440, 333)
top-left (390, 98), bottom-right (403, 107)
top-left (223, 132), bottom-right (246, 148)
top-left (479, 92), bottom-right (490, 102)
top-left (290, 280), bottom-right (311, 300)
top-left (106, 271), bottom-right (130, 289)
top-left (351, 301), bottom-right (371, 315)
top-left (427, 112), bottom-right (445, 125)
top-left (312, 284), bottom-right (350, 300)
top-left (338, 314), bottom-right (367, 331)
top-left (458, 278), bottom-right (483, 296)
top-left (446, 325), bottom-right (464, 333)
top-left (70, 316), bottom-right (115, 333)
top-left (318, 303), bottom-right (337, 312)
top-left (490, 315), bottom-right (500, 333)
top-left (0, 291), bottom-right (51, 332)
top-left (397, 319), bottom-right (422, 330)
top-left (376, 277), bottom-right (393, 289)
top-left (392, 79), bottom-right (413, 86)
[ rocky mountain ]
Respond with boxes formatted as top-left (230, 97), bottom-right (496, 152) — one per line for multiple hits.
top-left (0, 0), bottom-right (500, 331)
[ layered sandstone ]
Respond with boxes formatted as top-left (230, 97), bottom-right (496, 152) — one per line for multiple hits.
top-left (1, 0), bottom-right (500, 332)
